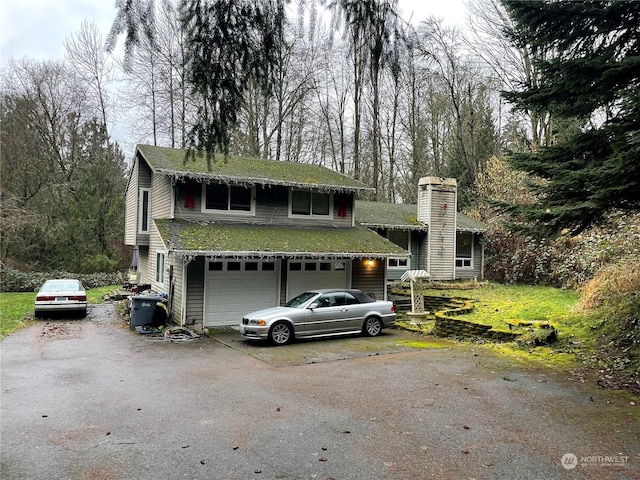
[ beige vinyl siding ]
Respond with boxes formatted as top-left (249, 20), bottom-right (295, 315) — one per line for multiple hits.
top-left (426, 189), bottom-right (457, 280)
top-left (185, 257), bottom-right (204, 329)
top-left (124, 161), bottom-right (139, 246)
top-left (172, 182), bottom-right (354, 227)
top-left (137, 246), bottom-right (151, 285)
top-left (150, 174), bottom-right (173, 219)
top-left (351, 259), bottom-right (386, 301)
top-left (138, 157), bottom-right (152, 187)
top-left (167, 255), bottom-right (184, 324)
top-left (149, 225), bottom-right (169, 294)
top-left (417, 188), bottom-right (431, 224)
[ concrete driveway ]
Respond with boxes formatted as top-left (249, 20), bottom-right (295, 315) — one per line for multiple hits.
top-left (1, 303), bottom-right (638, 480)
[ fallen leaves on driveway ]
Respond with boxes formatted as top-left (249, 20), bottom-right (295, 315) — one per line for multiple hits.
top-left (40, 322), bottom-right (79, 339)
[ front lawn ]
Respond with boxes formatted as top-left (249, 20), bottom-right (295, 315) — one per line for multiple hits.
top-left (0, 285), bottom-right (119, 339)
top-left (394, 282), bottom-right (600, 369)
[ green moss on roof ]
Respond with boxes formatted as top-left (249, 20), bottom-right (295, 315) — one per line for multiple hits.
top-left (355, 200), bottom-right (426, 230)
top-left (137, 144), bottom-right (371, 192)
top-left (355, 200), bottom-right (487, 233)
top-left (155, 219), bottom-right (409, 258)
top-left (456, 213), bottom-right (489, 233)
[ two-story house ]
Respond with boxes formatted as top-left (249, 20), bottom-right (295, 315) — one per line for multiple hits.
top-left (124, 144), bottom-right (409, 331)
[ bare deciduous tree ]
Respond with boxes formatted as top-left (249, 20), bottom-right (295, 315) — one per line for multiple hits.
top-left (65, 20), bottom-right (116, 135)
top-left (465, 0), bottom-right (552, 151)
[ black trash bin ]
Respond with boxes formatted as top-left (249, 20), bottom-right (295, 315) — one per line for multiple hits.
top-left (130, 294), bottom-right (162, 330)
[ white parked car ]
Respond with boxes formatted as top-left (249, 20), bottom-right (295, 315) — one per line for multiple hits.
top-left (34, 279), bottom-right (87, 318)
top-left (240, 288), bottom-right (396, 345)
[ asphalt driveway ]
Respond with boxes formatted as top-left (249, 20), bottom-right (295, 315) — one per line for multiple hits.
top-left (1, 303), bottom-right (638, 480)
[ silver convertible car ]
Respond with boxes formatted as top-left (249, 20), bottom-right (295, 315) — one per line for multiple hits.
top-left (240, 288), bottom-right (396, 345)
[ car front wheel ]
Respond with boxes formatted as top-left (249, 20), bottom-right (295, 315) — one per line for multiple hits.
top-left (363, 316), bottom-right (382, 337)
top-left (269, 321), bottom-right (293, 345)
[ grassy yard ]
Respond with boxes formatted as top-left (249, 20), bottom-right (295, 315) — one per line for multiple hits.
top-left (427, 283), bottom-right (581, 330)
top-left (0, 285), bottom-right (119, 339)
top-left (395, 282), bottom-right (602, 369)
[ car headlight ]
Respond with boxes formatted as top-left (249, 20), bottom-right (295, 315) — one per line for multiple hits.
top-left (249, 319), bottom-right (267, 326)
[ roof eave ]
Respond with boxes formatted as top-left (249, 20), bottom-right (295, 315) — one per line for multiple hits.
top-left (360, 222), bottom-right (427, 231)
top-left (153, 168), bottom-right (374, 193)
top-left (455, 225), bottom-right (488, 233)
top-left (169, 249), bottom-right (410, 260)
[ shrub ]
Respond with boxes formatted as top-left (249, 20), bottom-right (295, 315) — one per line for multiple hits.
top-left (0, 266), bottom-right (121, 293)
top-left (79, 254), bottom-right (119, 274)
top-left (483, 229), bottom-right (565, 286)
top-left (579, 259), bottom-right (640, 387)
top-left (481, 210), bottom-right (640, 288)
top-left (579, 258), bottom-right (640, 311)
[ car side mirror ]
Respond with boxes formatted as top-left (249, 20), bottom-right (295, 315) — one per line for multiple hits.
top-left (308, 302), bottom-right (319, 310)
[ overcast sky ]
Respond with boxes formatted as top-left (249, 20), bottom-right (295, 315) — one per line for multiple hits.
top-left (0, 0), bottom-right (466, 66)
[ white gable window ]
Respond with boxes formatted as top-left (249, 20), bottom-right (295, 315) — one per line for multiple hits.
top-left (289, 189), bottom-right (333, 218)
top-left (203, 183), bottom-right (255, 214)
top-left (456, 232), bottom-right (473, 268)
top-left (139, 188), bottom-right (150, 233)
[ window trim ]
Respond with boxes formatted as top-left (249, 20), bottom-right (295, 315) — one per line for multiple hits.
top-left (156, 251), bottom-right (166, 284)
top-left (386, 229), bottom-right (410, 269)
top-left (138, 188), bottom-right (150, 234)
top-left (387, 257), bottom-right (409, 269)
top-left (288, 189), bottom-right (334, 219)
top-left (201, 183), bottom-right (256, 215)
top-left (455, 232), bottom-right (474, 270)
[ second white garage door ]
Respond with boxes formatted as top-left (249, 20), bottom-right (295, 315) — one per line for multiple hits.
top-left (286, 260), bottom-right (350, 300)
top-left (204, 260), bottom-right (279, 327)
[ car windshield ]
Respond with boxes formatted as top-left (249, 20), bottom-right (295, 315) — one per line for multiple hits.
top-left (285, 291), bottom-right (318, 308)
top-left (41, 280), bottom-right (82, 292)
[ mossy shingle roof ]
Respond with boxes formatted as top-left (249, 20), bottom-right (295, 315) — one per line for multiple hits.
top-left (137, 144), bottom-right (372, 193)
top-left (155, 219), bottom-right (409, 259)
top-left (355, 201), bottom-right (424, 230)
top-left (355, 200), bottom-right (487, 233)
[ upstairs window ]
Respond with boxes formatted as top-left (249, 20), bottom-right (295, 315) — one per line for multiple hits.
top-left (290, 190), bottom-right (332, 218)
top-left (203, 184), bottom-right (254, 214)
top-left (139, 188), bottom-right (150, 233)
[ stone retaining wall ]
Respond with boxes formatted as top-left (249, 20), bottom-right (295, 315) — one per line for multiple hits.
top-left (392, 293), bottom-right (521, 341)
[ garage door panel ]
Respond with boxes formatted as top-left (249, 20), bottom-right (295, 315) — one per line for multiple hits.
top-left (205, 261), bottom-right (279, 327)
top-left (287, 260), bottom-right (350, 300)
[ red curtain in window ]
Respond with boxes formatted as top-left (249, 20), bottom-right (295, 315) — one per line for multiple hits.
top-left (184, 184), bottom-right (196, 209)
top-left (337, 196), bottom-right (347, 217)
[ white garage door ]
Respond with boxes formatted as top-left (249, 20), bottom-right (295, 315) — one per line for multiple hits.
top-left (204, 260), bottom-right (279, 327)
top-left (286, 260), bottom-right (350, 301)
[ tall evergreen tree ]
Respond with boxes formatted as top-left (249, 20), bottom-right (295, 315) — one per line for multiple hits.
top-left (108, 0), bottom-right (287, 162)
top-left (501, 0), bottom-right (640, 235)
